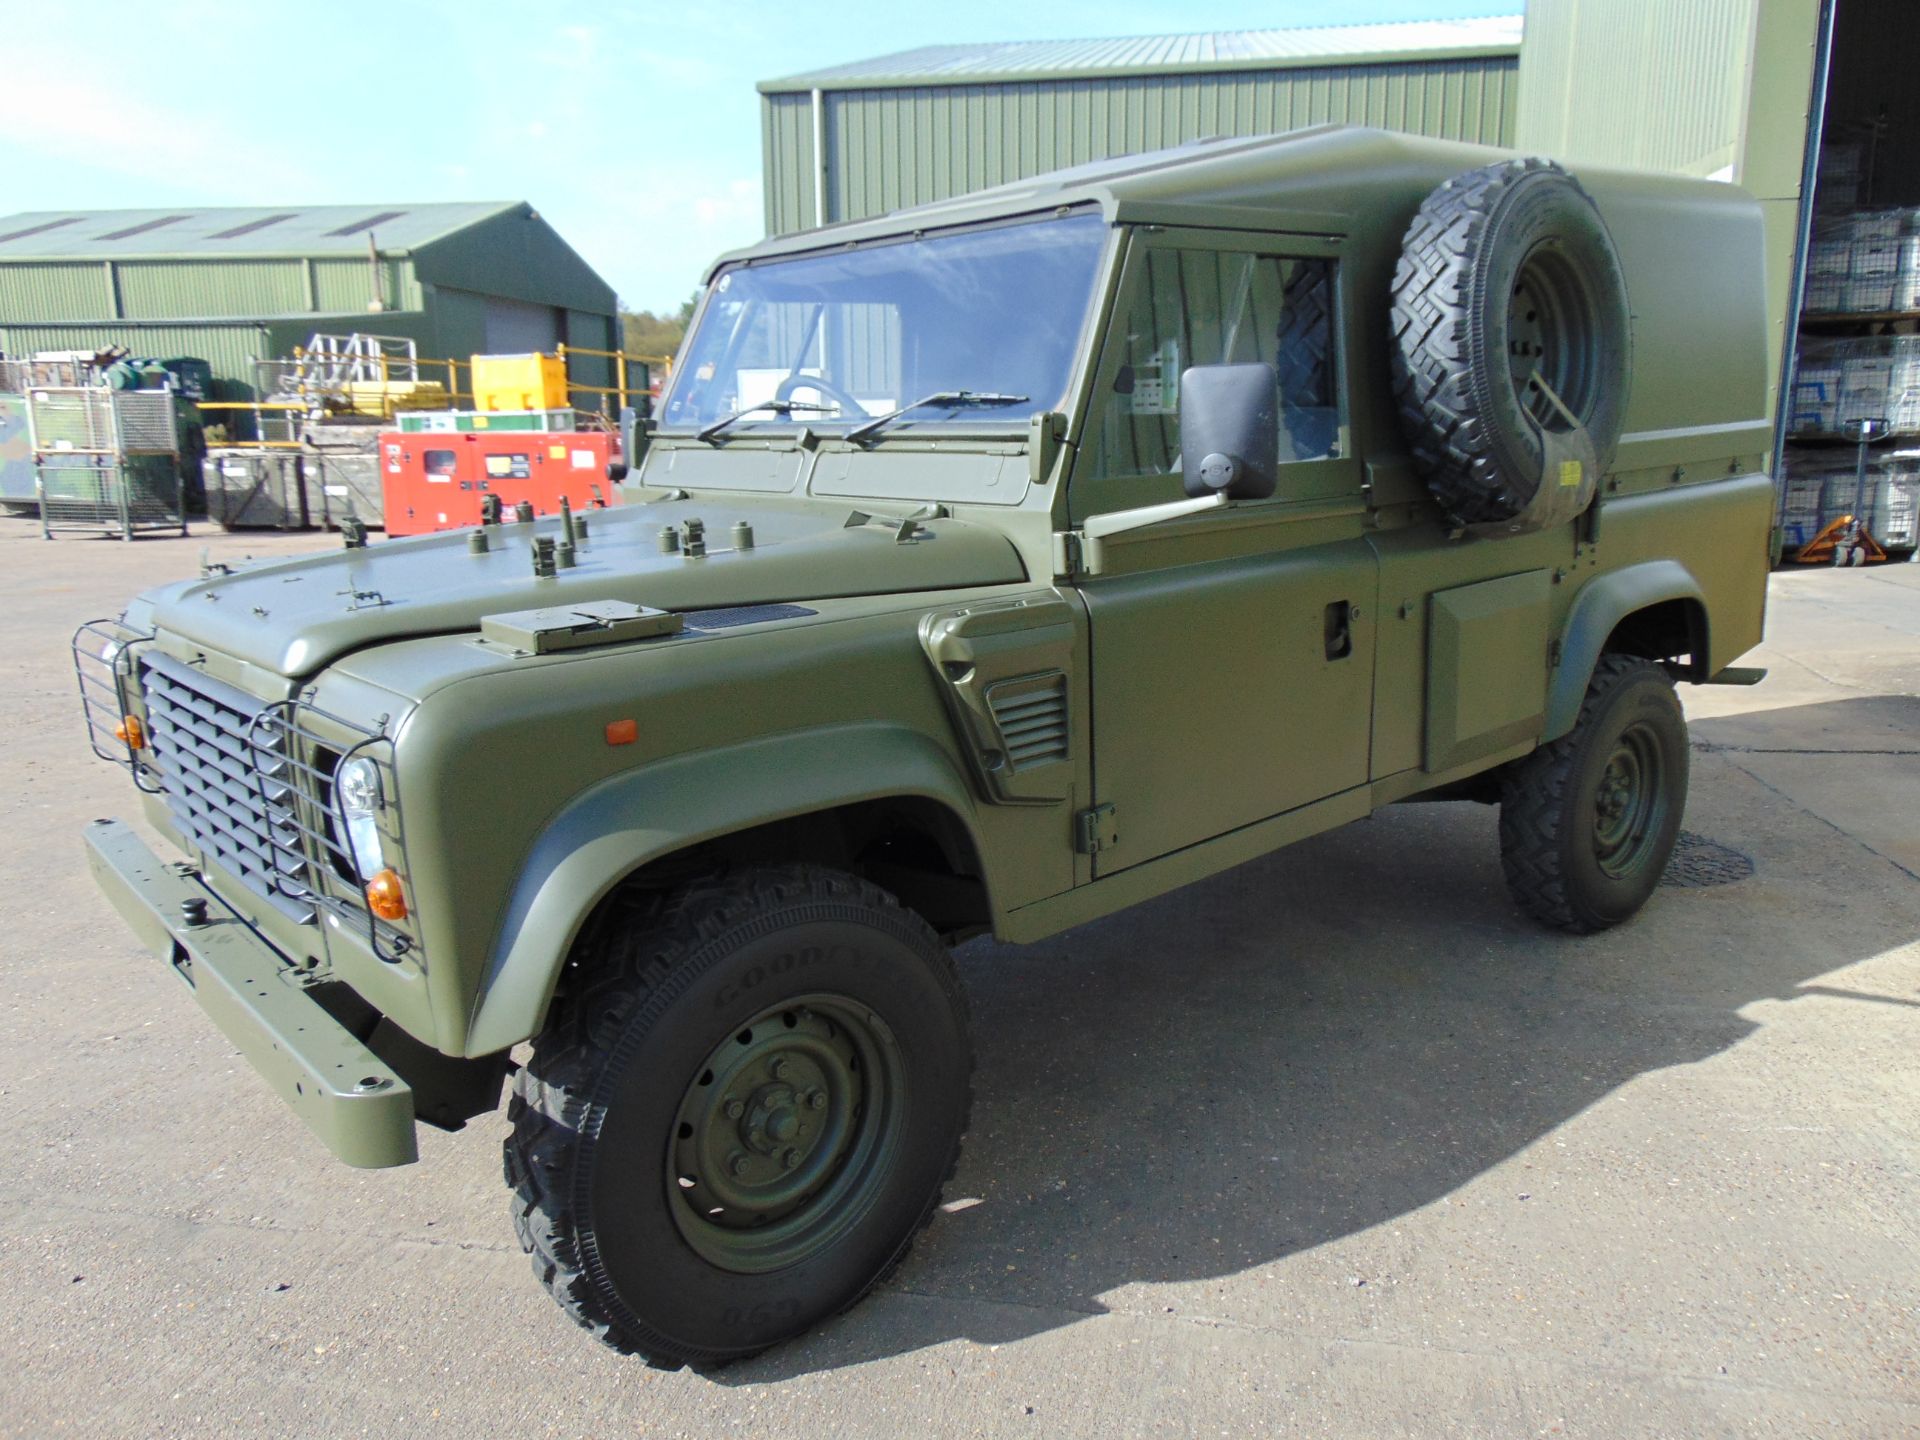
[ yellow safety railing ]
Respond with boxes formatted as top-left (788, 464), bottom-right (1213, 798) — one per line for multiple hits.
top-left (556, 343), bottom-right (671, 414)
top-left (249, 345), bottom-right (669, 424)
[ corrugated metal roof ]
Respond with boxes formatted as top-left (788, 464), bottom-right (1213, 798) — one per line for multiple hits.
top-left (760, 15), bottom-right (1523, 91)
top-left (0, 202), bottom-right (522, 258)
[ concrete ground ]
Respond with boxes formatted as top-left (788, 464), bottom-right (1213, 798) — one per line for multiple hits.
top-left (0, 521), bottom-right (1914, 1439)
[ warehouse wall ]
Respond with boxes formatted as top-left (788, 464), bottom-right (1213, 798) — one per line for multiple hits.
top-left (0, 256), bottom-right (414, 322)
top-left (0, 320), bottom-right (273, 394)
top-left (1514, 0), bottom-right (1823, 425)
top-left (764, 93), bottom-right (817, 236)
top-left (564, 308), bottom-right (618, 398)
top-left (762, 55), bottom-right (1519, 233)
top-left (0, 262), bottom-right (104, 320)
top-left (415, 207), bottom-right (615, 315)
top-left (1514, 0), bottom-right (1759, 178)
top-left (0, 311), bottom-right (456, 401)
top-left (418, 286), bottom-right (488, 367)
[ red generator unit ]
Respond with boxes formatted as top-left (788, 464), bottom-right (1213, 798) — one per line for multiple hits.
top-left (379, 429), bottom-right (620, 536)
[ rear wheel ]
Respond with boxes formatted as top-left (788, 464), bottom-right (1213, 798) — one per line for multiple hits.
top-left (1499, 655), bottom-right (1688, 932)
top-left (504, 865), bottom-right (973, 1367)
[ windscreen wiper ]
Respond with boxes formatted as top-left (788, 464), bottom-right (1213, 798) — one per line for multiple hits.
top-left (846, 391), bottom-right (1030, 447)
top-left (696, 398), bottom-right (833, 444)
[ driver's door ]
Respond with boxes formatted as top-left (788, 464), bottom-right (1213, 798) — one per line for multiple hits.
top-left (1073, 230), bottom-right (1378, 876)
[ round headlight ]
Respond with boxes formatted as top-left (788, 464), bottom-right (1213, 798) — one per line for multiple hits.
top-left (99, 638), bottom-right (123, 665)
top-left (334, 755), bottom-right (386, 881)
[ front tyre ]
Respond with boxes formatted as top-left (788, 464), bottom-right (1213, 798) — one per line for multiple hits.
top-left (504, 865), bottom-right (973, 1367)
top-left (1499, 655), bottom-right (1689, 932)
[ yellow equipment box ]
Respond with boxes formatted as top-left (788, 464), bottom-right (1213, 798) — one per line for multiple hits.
top-left (471, 353), bottom-right (568, 411)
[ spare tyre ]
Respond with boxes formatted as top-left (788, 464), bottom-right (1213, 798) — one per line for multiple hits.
top-left (1275, 261), bottom-right (1338, 461)
top-left (1389, 157), bottom-right (1630, 527)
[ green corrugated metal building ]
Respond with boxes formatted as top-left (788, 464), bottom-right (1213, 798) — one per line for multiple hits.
top-left (758, 16), bottom-right (1524, 234)
top-left (0, 202), bottom-right (618, 399)
top-left (1514, 0), bottom-right (1825, 424)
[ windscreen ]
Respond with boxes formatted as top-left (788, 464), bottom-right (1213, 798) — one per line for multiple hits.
top-left (661, 212), bottom-right (1109, 434)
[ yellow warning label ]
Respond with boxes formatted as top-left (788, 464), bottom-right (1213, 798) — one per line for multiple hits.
top-left (1559, 460), bottom-right (1583, 488)
top-left (549, 444), bottom-right (567, 459)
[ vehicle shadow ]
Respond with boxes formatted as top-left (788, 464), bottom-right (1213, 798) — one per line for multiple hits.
top-left (716, 711), bottom-right (1920, 1381)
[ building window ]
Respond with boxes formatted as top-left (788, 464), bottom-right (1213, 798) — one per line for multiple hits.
top-left (96, 214), bottom-right (191, 242)
top-left (211, 213), bottom-right (298, 240)
top-left (325, 210), bottom-right (407, 238)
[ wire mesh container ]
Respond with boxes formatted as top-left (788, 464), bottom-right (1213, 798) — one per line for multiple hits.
top-left (1780, 446), bottom-right (1920, 553)
top-left (1802, 208), bottom-right (1920, 315)
top-left (26, 387), bottom-right (184, 538)
top-left (1790, 336), bottom-right (1920, 437)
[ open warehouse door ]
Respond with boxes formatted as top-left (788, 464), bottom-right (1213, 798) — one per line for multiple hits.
top-left (1514, 0), bottom-right (1920, 563)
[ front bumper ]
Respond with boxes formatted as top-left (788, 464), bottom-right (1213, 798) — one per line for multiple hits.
top-left (85, 818), bottom-right (418, 1168)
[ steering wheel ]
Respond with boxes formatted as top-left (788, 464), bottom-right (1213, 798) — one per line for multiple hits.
top-left (773, 371), bottom-right (871, 421)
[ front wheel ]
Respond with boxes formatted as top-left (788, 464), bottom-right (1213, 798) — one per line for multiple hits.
top-left (1499, 655), bottom-right (1688, 932)
top-left (504, 865), bottom-right (973, 1367)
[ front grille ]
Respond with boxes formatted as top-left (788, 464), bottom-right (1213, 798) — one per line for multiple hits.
top-left (140, 652), bottom-right (312, 922)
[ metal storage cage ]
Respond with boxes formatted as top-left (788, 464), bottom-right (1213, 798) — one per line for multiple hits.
top-left (27, 386), bottom-right (185, 540)
top-left (302, 420), bottom-right (385, 529)
top-left (1778, 445), bottom-right (1920, 556)
top-left (203, 447), bottom-right (308, 530)
top-left (308, 452), bottom-right (382, 529)
top-left (1788, 335), bottom-right (1920, 438)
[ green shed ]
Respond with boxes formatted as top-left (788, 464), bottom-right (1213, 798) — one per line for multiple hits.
top-left (758, 16), bottom-right (1524, 235)
top-left (0, 202), bottom-right (619, 401)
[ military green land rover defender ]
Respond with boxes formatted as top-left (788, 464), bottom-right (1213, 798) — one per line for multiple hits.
top-left (77, 128), bottom-right (1773, 1366)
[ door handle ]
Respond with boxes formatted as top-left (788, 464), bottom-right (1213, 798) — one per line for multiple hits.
top-left (1323, 600), bottom-right (1353, 661)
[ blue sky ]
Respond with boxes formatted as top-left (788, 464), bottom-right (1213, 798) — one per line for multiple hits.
top-left (0, 0), bottom-right (1518, 312)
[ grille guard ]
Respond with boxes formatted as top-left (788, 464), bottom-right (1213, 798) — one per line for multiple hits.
top-left (246, 699), bottom-right (415, 965)
top-left (72, 618), bottom-right (417, 967)
top-left (71, 617), bottom-right (161, 793)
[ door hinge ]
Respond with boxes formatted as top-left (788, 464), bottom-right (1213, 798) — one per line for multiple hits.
top-left (1051, 530), bottom-right (1086, 579)
top-left (1548, 637), bottom-right (1564, 669)
top-left (1074, 803), bottom-right (1119, 855)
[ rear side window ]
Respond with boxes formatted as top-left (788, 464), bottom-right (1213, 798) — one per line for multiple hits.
top-left (1088, 251), bottom-right (1338, 484)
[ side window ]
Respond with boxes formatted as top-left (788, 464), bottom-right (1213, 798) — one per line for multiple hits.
top-left (1088, 250), bottom-right (1339, 486)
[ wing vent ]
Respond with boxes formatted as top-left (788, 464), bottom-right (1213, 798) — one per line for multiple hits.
top-left (987, 671), bottom-right (1069, 771)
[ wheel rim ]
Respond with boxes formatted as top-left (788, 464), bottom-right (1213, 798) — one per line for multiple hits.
top-left (1507, 244), bottom-right (1598, 433)
top-left (1592, 721), bottom-right (1668, 881)
top-left (667, 994), bottom-right (904, 1274)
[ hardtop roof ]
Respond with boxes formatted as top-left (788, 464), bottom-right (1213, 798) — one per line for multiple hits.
top-left (708, 125), bottom-right (1747, 280)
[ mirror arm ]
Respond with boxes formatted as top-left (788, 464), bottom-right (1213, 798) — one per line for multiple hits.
top-left (1081, 492), bottom-right (1228, 541)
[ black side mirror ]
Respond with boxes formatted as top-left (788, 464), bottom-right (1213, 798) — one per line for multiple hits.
top-left (1179, 362), bottom-right (1277, 500)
